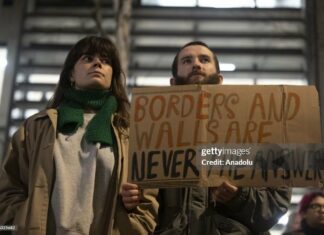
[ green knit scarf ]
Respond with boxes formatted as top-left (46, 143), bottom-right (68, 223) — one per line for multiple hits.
top-left (57, 88), bottom-right (117, 146)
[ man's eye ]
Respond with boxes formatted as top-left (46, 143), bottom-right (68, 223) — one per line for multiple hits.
top-left (182, 59), bottom-right (192, 64)
top-left (201, 57), bottom-right (210, 63)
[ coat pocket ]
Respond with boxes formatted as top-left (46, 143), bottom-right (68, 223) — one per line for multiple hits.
top-left (199, 208), bottom-right (252, 235)
top-left (13, 198), bottom-right (29, 233)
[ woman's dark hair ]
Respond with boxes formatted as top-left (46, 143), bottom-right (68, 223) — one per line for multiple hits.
top-left (171, 41), bottom-right (220, 78)
top-left (299, 191), bottom-right (324, 214)
top-left (47, 35), bottom-right (130, 129)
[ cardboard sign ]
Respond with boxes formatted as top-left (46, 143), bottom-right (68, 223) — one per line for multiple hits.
top-left (128, 85), bottom-right (322, 187)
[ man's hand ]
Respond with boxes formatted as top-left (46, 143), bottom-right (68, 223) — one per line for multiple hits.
top-left (120, 183), bottom-right (141, 210)
top-left (210, 181), bottom-right (238, 204)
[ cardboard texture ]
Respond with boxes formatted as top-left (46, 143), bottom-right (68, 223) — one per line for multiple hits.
top-left (128, 85), bottom-right (322, 188)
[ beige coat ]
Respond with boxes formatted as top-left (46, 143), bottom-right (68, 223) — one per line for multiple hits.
top-left (0, 109), bottom-right (158, 235)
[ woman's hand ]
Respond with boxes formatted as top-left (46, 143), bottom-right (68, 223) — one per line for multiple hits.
top-left (120, 183), bottom-right (141, 210)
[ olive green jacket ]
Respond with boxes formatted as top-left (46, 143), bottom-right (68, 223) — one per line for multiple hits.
top-left (155, 186), bottom-right (291, 235)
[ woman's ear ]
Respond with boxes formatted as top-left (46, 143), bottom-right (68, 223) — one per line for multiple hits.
top-left (70, 70), bottom-right (76, 82)
top-left (70, 70), bottom-right (75, 81)
top-left (70, 74), bottom-right (75, 87)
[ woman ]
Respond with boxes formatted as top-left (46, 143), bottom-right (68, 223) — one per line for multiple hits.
top-left (0, 36), bottom-right (158, 235)
top-left (283, 191), bottom-right (324, 235)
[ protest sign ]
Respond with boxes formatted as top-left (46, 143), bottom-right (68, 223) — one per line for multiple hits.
top-left (128, 85), bottom-right (322, 187)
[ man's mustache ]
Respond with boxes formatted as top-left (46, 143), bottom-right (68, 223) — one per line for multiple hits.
top-left (188, 71), bottom-right (206, 78)
top-left (174, 73), bottom-right (220, 85)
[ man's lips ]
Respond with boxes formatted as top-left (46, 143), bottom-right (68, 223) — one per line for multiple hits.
top-left (188, 72), bottom-right (206, 78)
top-left (188, 73), bottom-right (207, 82)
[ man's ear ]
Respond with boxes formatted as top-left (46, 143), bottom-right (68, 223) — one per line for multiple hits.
top-left (170, 77), bottom-right (176, 85)
top-left (218, 74), bottom-right (224, 85)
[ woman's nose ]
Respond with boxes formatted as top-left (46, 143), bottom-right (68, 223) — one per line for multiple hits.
top-left (93, 57), bottom-right (102, 67)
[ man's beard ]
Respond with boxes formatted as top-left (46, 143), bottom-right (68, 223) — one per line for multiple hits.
top-left (174, 72), bottom-right (221, 85)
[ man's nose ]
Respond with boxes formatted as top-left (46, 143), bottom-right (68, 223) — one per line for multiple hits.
top-left (192, 58), bottom-right (202, 70)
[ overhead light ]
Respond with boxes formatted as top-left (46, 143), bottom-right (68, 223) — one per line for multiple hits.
top-left (278, 213), bottom-right (289, 225)
top-left (9, 126), bottom-right (18, 137)
top-left (29, 74), bottom-right (59, 84)
top-left (157, 0), bottom-right (195, 7)
top-left (27, 91), bottom-right (43, 102)
top-left (0, 58), bottom-right (7, 68)
top-left (0, 48), bottom-right (7, 68)
top-left (220, 63), bottom-right (236, 71)
top-left (222, 78), bottom-right (254, 85)
top-left (257, 79), bottom-right (308, 85)
top-left (256, 0), bottom-right (301, 8)
top-left (142, 0), bottom-right (301, 8)
top-left (14, 90), bottom-right (24, 101)
top-left (11, 108), bottom-right (23, 119)
top-left (24, 109), bottom-right (39, 119)
top-left (291, 194), bottom-right (303, 204)
top-left (0, 48), bottom-right (8, 104)
top-left (136, 76), bottom-right (170, 86)
top-left (46, 91), bottom-right (54, 100)
top-left (199, 0), bottom-right (255, 8)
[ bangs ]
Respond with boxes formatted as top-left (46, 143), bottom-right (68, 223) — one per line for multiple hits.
top-left (60, 35), bottom-right (121, 88)
top-left (75, 37), bottom-right (115, 60)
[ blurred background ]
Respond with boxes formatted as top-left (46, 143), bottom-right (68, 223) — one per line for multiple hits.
top-left (0, 0), bottom-right (323, 234)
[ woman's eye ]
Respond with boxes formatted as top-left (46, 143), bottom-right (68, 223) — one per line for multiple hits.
top-left (101, 58), bottom-right (110, 64)
top-left (82, 55), bottom-right (93, 62)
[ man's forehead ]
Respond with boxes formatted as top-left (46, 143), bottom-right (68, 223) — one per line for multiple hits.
top-left (178, 45), bottom-right (214, 58)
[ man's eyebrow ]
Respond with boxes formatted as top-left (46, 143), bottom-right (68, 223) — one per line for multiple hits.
top-left (199, 54), bottom-right (212, 58)
top-left (180, 55), bottom-right (193, 61)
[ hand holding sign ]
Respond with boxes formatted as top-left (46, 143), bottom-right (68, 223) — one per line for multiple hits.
top-left (210, 181), bottom-right (238, 204)
top-left (121, 183), bottom-right (140, 210)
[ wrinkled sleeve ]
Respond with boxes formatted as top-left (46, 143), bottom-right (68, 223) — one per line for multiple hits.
top-left (0, 125), bottom-right (28, 225)
top-left (218, 186), bottom-right (291, 232)
top-left (115, 188), bottom-right (159, 235)
top-left (114, 127), bottom-right (159, 235)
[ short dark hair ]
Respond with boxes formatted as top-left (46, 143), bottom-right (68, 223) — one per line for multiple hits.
top-left (299, 191), bottom-right (324, 214)
top-left (48, 35), bottom-right (130, 128)
top-left (171, 41), bottom-right (220, 78)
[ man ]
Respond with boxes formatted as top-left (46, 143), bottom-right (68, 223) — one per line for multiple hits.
top-left (284, 191), bottom-right (324, 235)
top-left (154, 41), bottom-right (291, 235)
